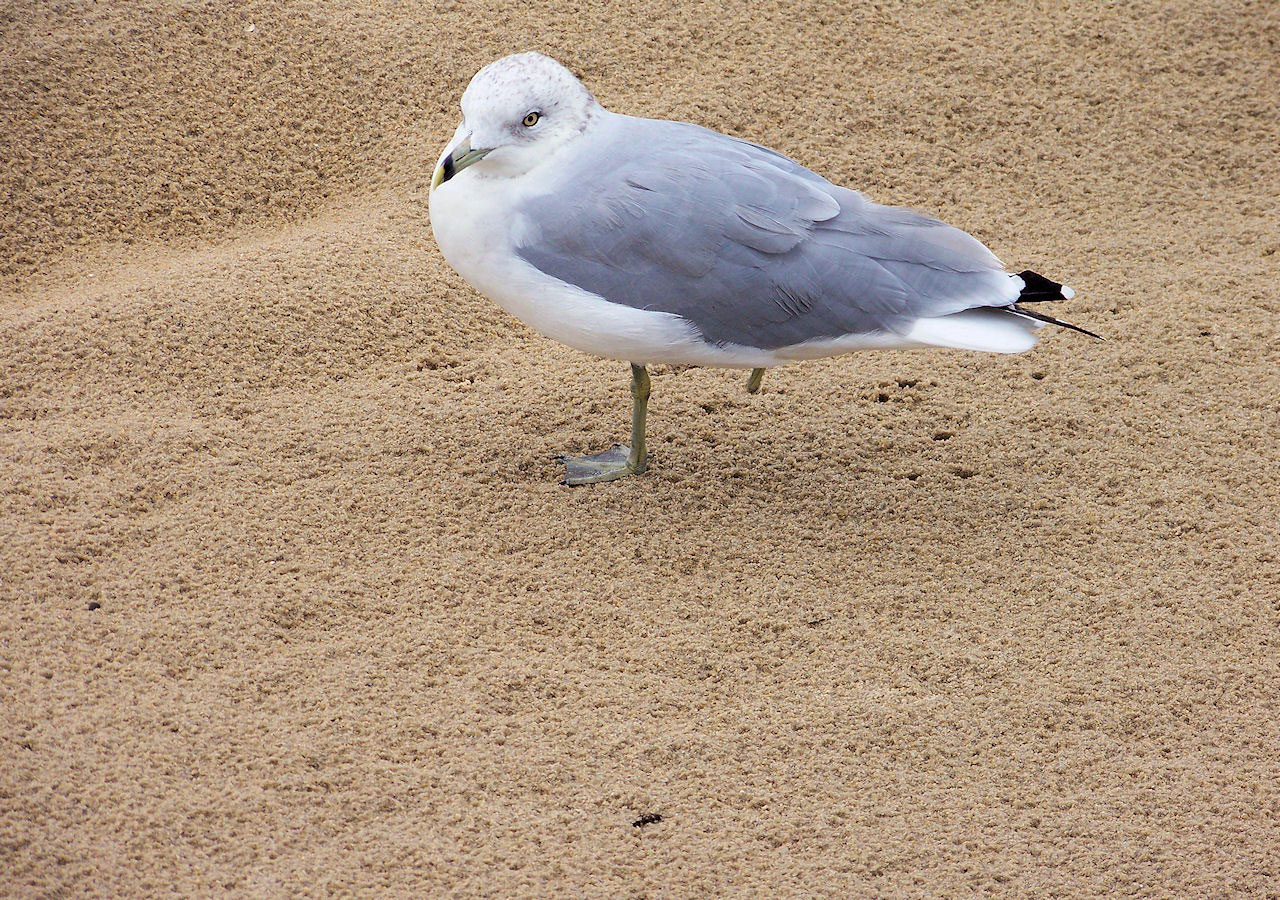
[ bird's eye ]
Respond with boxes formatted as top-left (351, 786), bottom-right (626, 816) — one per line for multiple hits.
top-left (522, 111), bottom-right (541, 127)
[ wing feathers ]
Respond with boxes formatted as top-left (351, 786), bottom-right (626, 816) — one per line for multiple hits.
top-left (517, 115), bottom-right (1054, 350)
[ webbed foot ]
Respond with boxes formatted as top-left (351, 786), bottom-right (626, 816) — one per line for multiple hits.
top-left (558, 444), bottom-right (647, 485)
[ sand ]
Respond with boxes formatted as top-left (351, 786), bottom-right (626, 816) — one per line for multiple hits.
top-left (3, 0), bottom-right (1279, 895)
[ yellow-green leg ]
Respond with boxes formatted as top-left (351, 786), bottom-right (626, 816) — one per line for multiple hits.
top-left (746, 368), bottom-right (765, 394)
top-left (559, 363), bottom-right (650, 485)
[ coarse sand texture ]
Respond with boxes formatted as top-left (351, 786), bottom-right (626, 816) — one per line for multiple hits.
top-left (3, 1), bottom-right (1279, 896)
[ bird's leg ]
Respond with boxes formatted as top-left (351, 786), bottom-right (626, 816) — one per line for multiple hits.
top-left (559, 363), bottom-right (650, 485)
top-left (746, 368), bottom-right (765, 394)
top-left (627, 363), bottom-right (650, 470)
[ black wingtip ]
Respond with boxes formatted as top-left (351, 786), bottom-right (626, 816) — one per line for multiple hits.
top-left (1007, 270), bottom-right (1101, 339)
top-left (1011, 304), bottom-right (1104, 341)
top-left (1014, 269), bottom-right (1074, 303)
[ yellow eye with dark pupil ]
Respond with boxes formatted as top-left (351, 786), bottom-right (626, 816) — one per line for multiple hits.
top-left (522, 111), bottom-right (540, 127)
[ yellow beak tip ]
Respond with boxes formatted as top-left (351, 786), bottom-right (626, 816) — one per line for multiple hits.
top-left (431, 166), bottom-right (444, 190)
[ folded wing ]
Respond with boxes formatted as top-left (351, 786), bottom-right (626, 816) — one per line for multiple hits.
top-left (516, 116), bottom-right (1023, 351)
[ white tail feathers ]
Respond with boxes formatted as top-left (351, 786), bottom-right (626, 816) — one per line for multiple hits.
top-left (905, 308), bottom-right (1041, 354)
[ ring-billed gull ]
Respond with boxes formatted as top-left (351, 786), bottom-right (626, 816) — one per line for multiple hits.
top-left (429, 53), bottom-right (1097, 484)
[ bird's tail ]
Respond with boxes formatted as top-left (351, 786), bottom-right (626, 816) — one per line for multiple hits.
top-left (904, 270), bottom-right (1100, 354)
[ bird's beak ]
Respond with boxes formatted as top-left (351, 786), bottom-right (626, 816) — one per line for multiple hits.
top-left (432, 134), bottom-right (492, 189)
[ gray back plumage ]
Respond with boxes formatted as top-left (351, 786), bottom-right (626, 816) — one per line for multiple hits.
top-left (515, 115), bottom-right (1015, 350)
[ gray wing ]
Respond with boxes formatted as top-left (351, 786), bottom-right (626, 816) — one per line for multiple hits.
top-left (516, 116), bottom-right (1017, 350)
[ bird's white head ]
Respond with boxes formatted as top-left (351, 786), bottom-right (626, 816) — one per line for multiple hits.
top-left (432, 53), bottom-right (600, 190)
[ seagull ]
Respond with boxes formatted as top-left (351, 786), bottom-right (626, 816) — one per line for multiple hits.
top-left (429, 53), bottom-right (1097, 484)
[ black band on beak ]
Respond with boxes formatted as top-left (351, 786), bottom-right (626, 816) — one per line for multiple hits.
top-left (433, 143), bottom-right (491, 189)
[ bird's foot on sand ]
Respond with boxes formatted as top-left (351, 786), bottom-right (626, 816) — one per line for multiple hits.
top-left (559, 445), bottom-right (647, 485)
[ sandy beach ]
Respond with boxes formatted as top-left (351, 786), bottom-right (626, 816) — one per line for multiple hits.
top-left (3, 1), bottom-right (1278, 895)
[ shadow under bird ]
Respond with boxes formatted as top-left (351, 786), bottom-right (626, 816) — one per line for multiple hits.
top-left (429, 53), bottom-right (1098, 485)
